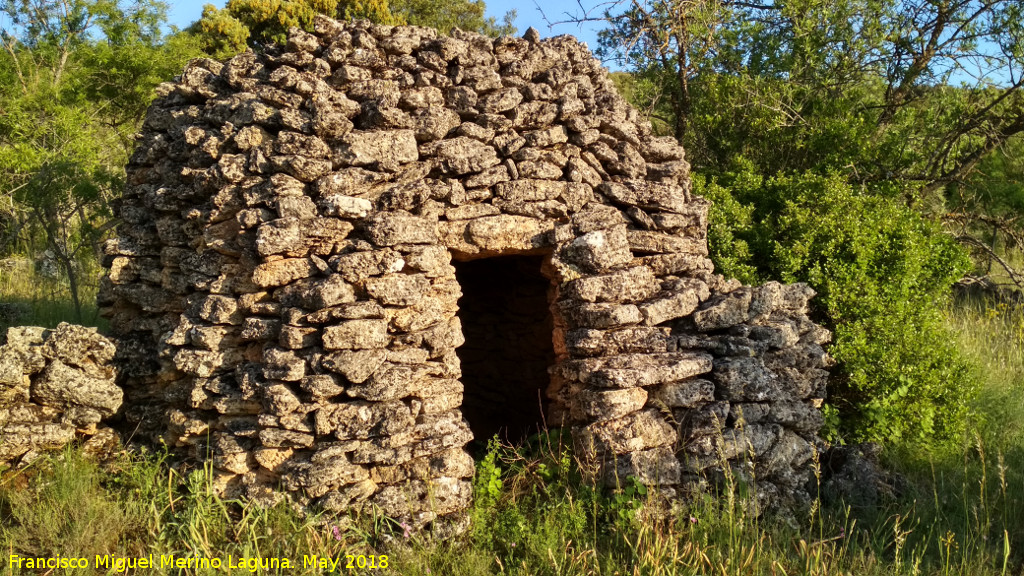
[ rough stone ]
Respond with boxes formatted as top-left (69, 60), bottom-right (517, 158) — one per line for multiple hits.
top-left (566, 267), bottom-right (660, 303)
top-left (558, 352), bottom-right (713, 389)
top-left (323, 320), bottom-right (390, 350)
top-left (694, 288), bottom-right (753, 331)
top-left (0, 324), bottom-right (123, 466)
top-left (98, 18), bottom-right (832, 529)
top-left (365, 211), bottom-right (438, 246)
top-left (337, 130), bottom-right (418, 169)
top-left (649, 379), bottom-right (715, 408)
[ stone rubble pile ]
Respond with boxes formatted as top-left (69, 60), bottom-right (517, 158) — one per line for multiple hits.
top-left (0, 323), bottom-right (122, 466)
top-left (98, 17), bottom-right (831, 529)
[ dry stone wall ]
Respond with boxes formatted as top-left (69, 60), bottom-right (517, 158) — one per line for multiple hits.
top-left (0, 323), bottom-right (122, 466)
top-left (99, 17), bottom-right (831, 529)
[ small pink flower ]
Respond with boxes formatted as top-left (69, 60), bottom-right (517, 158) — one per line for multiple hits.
top-left (689, 516), bottom-right (698, 524)
top-left (331, 525), bottom-right (342, 541)
top-left (400, 521), bottom-right (412, 539)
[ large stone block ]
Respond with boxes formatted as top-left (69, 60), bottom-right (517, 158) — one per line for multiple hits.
top-left (365, 211), bottom-right (438, 246)
top-left (337, 130), bottom-right (418, 168)
top-left (565, 266), bottom-right (660, 303)
top-left (323, 320), bottom-right (389, 350)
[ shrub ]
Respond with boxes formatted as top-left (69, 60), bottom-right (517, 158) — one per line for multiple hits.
top-left (696, 164), bottom-right (978, 442)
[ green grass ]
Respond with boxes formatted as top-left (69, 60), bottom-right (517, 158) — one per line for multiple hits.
top-left (3, 279), bottom-right (1024, 574)
top-left (0, 259), bottom-right (103, 333)
top-left (0, 449), bottom-right (373, 575)
top-left (947, 297), bottom-right (1024, 449)
top-left (1, 417), bottom-right (1020, 576)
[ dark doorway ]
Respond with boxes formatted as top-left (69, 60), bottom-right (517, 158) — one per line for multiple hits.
top-left (453, 255), bottom-right (556, 447)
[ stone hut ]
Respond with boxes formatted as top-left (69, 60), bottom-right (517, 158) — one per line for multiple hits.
top-left (99, 18), bottom-right (832, 530)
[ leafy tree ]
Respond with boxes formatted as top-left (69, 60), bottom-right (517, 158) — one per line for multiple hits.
top-left (596, 0), bottom-right (1024, 198)
top-left (189, 2), bottom-right (252, 57)
top-left (0, 0), bottom-right (202, 319)
top-left (191, 0), bottom-right (401, 57)
top-left (391, 0), bottom-right (515, 37)
top-left (698, 166), bottom-right (975, 442)
top-left (574, 0), bottom-right (1023, 441)
top-left (190, 0), bottom-right (516, 58)
top-left (946, 136), bottom-right (1024, 286)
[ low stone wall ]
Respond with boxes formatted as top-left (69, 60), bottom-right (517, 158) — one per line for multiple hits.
top-left (0, 323), bottom-right (123, 466)
top-left (681, 280), bottom-right (831, 511)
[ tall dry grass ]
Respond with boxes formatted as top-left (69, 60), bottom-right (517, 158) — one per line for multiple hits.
top-left (0, 258), bottom-right (102, 333)
top-left (2, 279), bottom-right (1024, 574)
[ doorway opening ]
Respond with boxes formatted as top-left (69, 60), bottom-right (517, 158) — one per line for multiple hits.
top-left (453, 255), bottom-right (556, 448)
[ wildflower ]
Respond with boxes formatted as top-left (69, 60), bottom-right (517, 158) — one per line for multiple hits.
top-left (689, 516), bottom-right (698, 525)
top-left (331, 525), bottom-right (342, 541)
top-left (400, 521), bottom-right (412, 540)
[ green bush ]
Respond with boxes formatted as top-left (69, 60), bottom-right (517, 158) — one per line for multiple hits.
top-left (696, 164), bottom-right (977, 443)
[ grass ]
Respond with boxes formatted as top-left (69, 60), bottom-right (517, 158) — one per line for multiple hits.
top-left (1, 419), bottom-right (1020, 576)
top-left (3, 273), bottom-right (1024, 575)
top-left (1, 449), bottom-right (373, 575)
top-left (0, 258), bottom-right (103, 334)
top-left (947, 297), bottom-right (1024, 450)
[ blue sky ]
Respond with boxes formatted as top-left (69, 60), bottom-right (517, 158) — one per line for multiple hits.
top-left (165, 0), bottom-right (615, 58)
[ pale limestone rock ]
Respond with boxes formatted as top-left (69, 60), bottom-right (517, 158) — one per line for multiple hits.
top-left (338, 130), bottom-right (418, 168)
top-left (566, 266), bottom-right (660, 303)
top-left (321, 194), bottom-right (373, 219)
top-left (0, 324), bottom-right (123, 465)
top-left (365, 211), bottom-right (438, 246)
top-left (649, 379), bottom-right (715, 408)
top-left (572, 387), bottom-right (647, 421)
top-left (364, 274), bottom-right (430, 306)
top-left (321, 349), bottom-right (388, 383)
top-left (322, 320), bottom-right (389, 350)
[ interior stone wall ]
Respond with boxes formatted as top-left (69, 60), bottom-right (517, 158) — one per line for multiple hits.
top-left (453, 255), bottom-right (555, 445)
top-left (99, 17), bottom-right (831, 531)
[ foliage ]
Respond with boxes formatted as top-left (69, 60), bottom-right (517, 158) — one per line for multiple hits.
top-left (597, 0), bottom-right (1024, 200)
top-left (946, 136), bottom-right (1024, 286)
top-left (0, 447), bottom-right (360, 571)
top-left (190, 0), bottom-right (400, 57)
top-left (697, 166), bottom-right (976, 442)
top-left (2, 449), bottom-right (129, 558)
top-left (0, 0), bottom-right (202, 319)
top-left (587, 0), bottom-right (1024, 443)
top-left (947, 296), bottom-right (1024, 454)
top-left (189, 2), bottom-right (253, 57)
top-left (391, 0), bottom-right (515, 37)
top-left (692, 171), bottom-right (759, 284)
top-left (0, 259), bottom-right (103, 333)
top-left (593, 0), bottom-right (1024, 285)
top-left (469, 436), bottom-right (506, 547)
top-left (609, 475), bottom-right (647, 525)
top-left (190, 0), bottom-right (515, 58)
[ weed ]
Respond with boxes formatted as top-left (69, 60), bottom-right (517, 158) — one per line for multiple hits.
top-left (2, 284), bottom-right (1024, 575)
